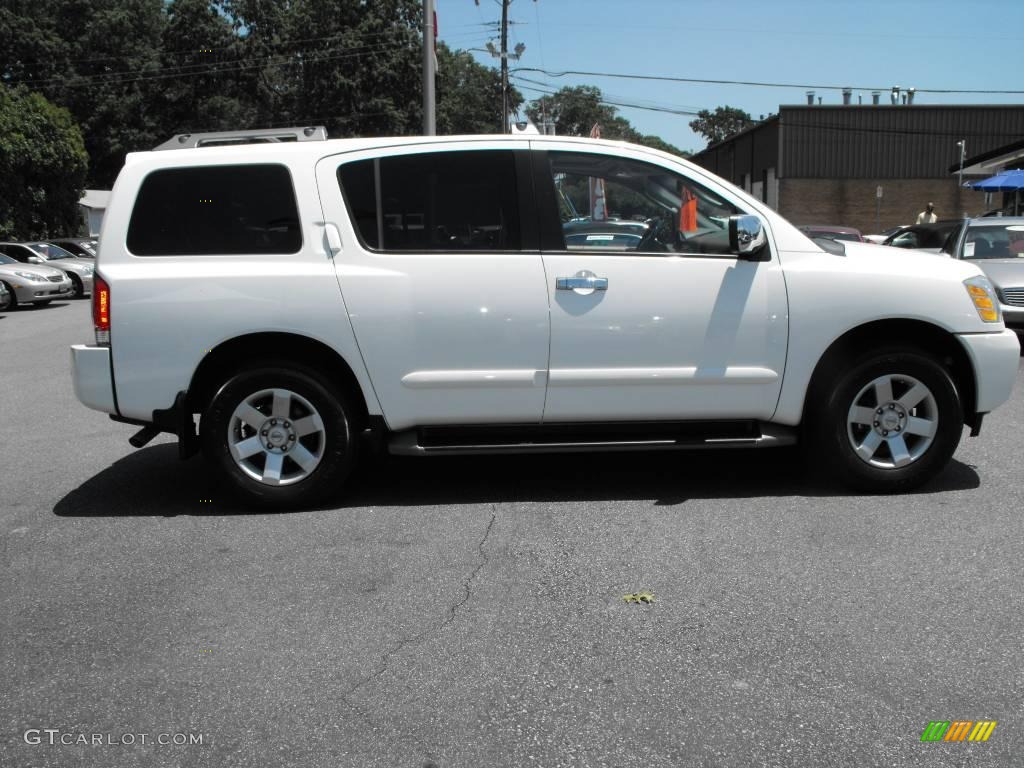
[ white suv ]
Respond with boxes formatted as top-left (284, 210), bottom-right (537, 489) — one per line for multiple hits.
top-left (71, 128), bottom-right (1020, 507)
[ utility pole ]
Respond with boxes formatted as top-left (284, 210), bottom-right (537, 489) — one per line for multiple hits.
top-left (956, 139), bottom-right (966, 217)
top-left (481, 0), bottom-right (530, 132)
top-left (500, 0), bottom-right (509, 133)
top-left (423, 0), bottom-right (436, 135)
top-left (956, 139), bottom-right (966, 189)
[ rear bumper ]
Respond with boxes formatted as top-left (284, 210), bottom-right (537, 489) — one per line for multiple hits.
top-left (70, 344), bottom-right (116, 414)
top-left (956, 329), bottom-right (1020, 414)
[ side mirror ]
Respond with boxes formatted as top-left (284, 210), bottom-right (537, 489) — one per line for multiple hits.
top-left (27, 256), bottom-right (42, 263)
top-left (728, 214), bottom-right (769, 261)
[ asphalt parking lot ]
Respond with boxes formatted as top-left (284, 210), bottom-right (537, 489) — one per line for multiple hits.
top-left (2, 299), bottom-right (1022, 768)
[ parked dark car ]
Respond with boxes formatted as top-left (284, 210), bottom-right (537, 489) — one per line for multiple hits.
top-left (562, 218), bottom-right (649, 251)
top-left (882, 221), bottom-right (961, 254)
top-left (797, 225), bottom-right (864, 243)
top-left (49, 238), bottom-right (97, 258)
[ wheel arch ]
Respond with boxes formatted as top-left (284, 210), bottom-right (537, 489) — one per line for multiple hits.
top-left (803, 319), bottom-right (978, 428)
top-left (186, 332), bottom-right (372, 428)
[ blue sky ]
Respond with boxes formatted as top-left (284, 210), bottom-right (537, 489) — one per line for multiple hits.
top-left (436, 0), bottom-right (1024, 152)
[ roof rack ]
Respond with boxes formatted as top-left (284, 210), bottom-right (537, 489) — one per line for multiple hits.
top-left (153, 126), bottom-right (328, 151)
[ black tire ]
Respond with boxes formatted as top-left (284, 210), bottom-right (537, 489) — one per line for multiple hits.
top-left (200, 365), bottom-right (357, 509)
top-left (70, 274), bottom-right (84, 298)
top-left (805, 348), bottom-right (963, 493)
top-left (0, 282), bottom-right (15, 310)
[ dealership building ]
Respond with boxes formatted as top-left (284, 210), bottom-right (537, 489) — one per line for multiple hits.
top-left (690, 101), bottom-right (1024, 233)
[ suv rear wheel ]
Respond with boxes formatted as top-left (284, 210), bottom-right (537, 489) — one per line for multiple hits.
top-left (201, 365), bottom-right (356, 508)
top-left (807, 348), bottom-right (963, 492)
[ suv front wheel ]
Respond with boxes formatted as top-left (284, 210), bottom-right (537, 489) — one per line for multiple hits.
top-left (807, 348), bottom-right (964, 493)
top-left (201, 365), bottom-right (356, 508)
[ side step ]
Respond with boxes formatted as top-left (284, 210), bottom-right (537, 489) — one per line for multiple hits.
top-left (388, 421), bottom-right (797, 456)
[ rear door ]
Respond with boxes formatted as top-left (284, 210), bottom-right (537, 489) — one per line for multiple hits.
top-left (317, 142), bottom-right (550, 430)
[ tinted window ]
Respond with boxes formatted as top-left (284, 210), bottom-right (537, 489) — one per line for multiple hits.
top-left (337, 159), bottom-right (379, 249)
top-left (338, 150), bottom-right (520, 252)
top-left (546, 152), bottom-right (741, 255)
top-left (127, 165), bottom-right (301, 256)
top-left (0, 244), bottom-right (35, 261)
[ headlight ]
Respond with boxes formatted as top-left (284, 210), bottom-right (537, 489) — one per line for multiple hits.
top-left (14, 271), bottom-right (47, 283)
top-left (964, 276), bottom-right (1001, 323)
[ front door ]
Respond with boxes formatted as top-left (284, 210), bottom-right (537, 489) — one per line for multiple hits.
top-left (316, 143), bottom-right (550, 430)
top-left (533, 144), bottom-right (788, 423)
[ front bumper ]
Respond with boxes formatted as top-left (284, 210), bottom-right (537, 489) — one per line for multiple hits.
top-left (12, 279), bottom-right (73, 303)
top-left (1000, 302), bottom-right (1023, 329)
top-left (70, 344), bottom-right (116, 414)
top-left (956, 329), bottom-right (1021, 415)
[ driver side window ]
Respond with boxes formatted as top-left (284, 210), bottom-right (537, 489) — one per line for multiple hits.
top-left (546, 151), bottom-right (741, 256)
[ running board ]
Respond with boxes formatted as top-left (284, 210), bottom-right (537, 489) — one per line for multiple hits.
top-left (388, 421), bottom-right (797, 456)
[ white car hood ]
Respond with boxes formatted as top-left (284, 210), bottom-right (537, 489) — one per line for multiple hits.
top-left (837, 240), bottom-right (982, 282)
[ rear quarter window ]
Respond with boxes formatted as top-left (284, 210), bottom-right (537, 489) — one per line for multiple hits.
top-left (127, 164), bottom-right (302, 256)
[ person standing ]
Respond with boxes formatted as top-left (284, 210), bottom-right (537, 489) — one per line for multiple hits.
top-left (916, 202), bottom-right (938, 223)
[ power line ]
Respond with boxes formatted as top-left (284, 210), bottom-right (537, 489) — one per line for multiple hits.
top-left (512, 79), bottom-right (701, 118)
top-left (513, 78), bottom-right (1024, 143)
top-left (3, 41), bottom-right (419, 89)
top-left (512, 67), bottom-right (1024, 96)
top-left (3, 31), bottom-right (489, 87)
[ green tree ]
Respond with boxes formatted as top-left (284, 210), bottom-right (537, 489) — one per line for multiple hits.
top-left (222, 0), bottom-right (425, 137)
top-left (688, 105), bottom-right (753, 146)
top-left (436, 43), bottom-right (521, 134)
top-left (0, 0), bottom-right (167, 187)
top-left (156, 0), bottom-right (254, 135)
top-left (0, 85), bottom-right (88, 239)
top-left (526, 85), bottom-right (627, 139)
top-left (526, 85), bottom-right (687, 156)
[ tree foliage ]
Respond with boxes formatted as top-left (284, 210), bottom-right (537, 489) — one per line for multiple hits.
top-left (0, 0), bottom-right (684, 223)
top-left (688, 105), bottom-right (753, 146)
top-left (0, 85), bottom-right (87, 239)
top-left (526, 85), bottom-right (687, 157)
top-left (436, 43), bottom-right (521, 135)
top-left (0, 0), bottom-right (520, 192)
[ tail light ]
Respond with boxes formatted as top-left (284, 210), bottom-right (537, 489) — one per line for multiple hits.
top-left (93, 274), bottom-right (110, 345)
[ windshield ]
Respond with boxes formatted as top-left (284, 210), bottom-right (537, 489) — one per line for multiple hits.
top-left (962, 224), bottom-right (1024, 259)
top-left (0, 254), bottom-right (16, 265)
top-left (828, 232), bottom-right (862, 242)
top-left (27, 242), bottom-right (76, 260)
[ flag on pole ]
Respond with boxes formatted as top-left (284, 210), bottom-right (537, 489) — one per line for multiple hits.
top-left (588, 123), bottom-right (607, 221)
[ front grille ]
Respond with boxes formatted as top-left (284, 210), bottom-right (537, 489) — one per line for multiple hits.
top-left (1001, 287), bottom-right (1024, 307)
top-left (46, 275), bottom-right (63, 283)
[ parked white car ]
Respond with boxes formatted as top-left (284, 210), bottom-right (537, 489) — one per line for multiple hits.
top-left (71, 129), bottom-right (1020, 507)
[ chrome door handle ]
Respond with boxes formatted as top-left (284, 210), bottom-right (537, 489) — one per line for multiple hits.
top-left (556, 275), bottom-right (608, 291)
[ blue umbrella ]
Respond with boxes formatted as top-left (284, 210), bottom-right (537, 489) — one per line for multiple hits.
top-left (968, 169), bottom-right (1024, 191)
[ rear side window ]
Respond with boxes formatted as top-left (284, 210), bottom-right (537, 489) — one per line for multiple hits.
top-left (338, 150), bottom-right (520, 252)
top-left (127, 164), bottom-right (301, 256)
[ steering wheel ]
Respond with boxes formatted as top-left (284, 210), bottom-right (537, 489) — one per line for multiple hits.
top-left (636, 215), bottom-right (676, 252)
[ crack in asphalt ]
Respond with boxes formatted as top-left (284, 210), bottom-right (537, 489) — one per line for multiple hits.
top-left (337, 509), bottom-right (498, 760)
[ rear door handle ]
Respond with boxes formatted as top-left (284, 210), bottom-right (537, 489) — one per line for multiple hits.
top-left (556, 275), bottom-right (608, 291)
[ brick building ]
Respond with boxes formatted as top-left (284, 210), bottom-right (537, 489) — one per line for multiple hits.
top-left (691, 104), bottom-right (1024, 234)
